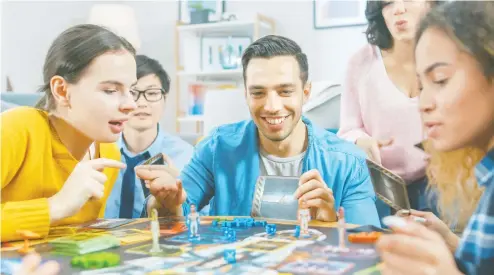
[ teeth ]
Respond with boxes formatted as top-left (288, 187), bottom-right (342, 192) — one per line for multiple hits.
top-left (266, 117), bottom-right (286, 125)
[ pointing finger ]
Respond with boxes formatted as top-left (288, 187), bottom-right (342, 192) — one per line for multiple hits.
top-left (89, 158), bottom-right (126, 170)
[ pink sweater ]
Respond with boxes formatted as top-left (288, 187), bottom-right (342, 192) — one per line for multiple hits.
top-left (337, 45), bottom-right (427, 183)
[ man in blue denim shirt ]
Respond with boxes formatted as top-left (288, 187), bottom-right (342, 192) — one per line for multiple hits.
top-left (136, 35), bottom-right (380, 226)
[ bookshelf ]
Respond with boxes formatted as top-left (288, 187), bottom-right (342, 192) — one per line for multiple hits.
top-left (174, 14), bottom-right (276, 135)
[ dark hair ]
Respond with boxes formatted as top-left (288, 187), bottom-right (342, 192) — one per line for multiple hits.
top-left (35, 24), bottom-right (136, 110)
top-left (416, 1), bottom-right (494, 79)
top-left (136, 55), bottom-right (171, 94)
top-left (365, 1), bottom-right (443, 50)
top-left (241, 35), bottom-right (308, 85)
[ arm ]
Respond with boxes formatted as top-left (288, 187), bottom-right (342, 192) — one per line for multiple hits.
top-left (1, 113), bottom-right (51, 242)
top-left (337, 55), bottom-right (370, 143)
top-left (341, 157), bottom-right (380, 227)
top-left (179, 133), bottom-right (216, 216)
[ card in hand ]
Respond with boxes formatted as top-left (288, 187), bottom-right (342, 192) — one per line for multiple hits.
top-left (414, 141), bottom-right (425, 151)
top-left (141, 153), bottom-right (165, 166)
top-left (85, 219), bottom-right (134, 229)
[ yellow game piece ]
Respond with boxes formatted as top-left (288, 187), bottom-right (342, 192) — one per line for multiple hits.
top-left (16, 230), bottom-right (40, 255)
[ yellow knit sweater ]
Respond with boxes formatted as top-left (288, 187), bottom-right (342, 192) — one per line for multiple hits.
top-left (1, 107), bottom-right (120, 242)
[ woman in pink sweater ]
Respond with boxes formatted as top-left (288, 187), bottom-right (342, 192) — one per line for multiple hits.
top-left (338, 0), bottom-right (442, 215)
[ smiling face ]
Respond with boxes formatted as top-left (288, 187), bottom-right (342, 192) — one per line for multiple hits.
top-left (63, 50), bottom-right (137, 143)
top-left (127, 74), bottom-right (166, 132)
top-left (245, 56), bottom-right (310, 142)
top-left (416, 27), bottom-right (494, 151)
top-left (382, 0), bottom-right (431, 43)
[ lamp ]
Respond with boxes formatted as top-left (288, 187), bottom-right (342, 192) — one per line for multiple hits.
top-left (88, 4), bottom-right (141, 51)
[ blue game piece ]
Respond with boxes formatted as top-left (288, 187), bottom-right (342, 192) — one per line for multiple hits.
top-left (265, 224), bottom-right (277, 236)
top-left (224, 249), bottom-right (236, 264)
top-left (246, 220), bottom-right (254, 227)
top-left (294, 225), bottom-right (301, 238)
top-left (212, 220), bottom-right (218, 227)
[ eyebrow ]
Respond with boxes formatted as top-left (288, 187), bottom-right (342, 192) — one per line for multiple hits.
top-left (424, 62), bottom-right (450, 75)
top-left (248, 83), bottom-right (295, 90)
top-left (100, 80), bottom-right (138, 87)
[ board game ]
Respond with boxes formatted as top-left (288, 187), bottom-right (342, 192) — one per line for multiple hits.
top-left (1, 216), bottom-right (382, 275)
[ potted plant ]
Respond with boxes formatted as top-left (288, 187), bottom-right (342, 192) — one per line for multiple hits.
top-left (188, 1), bottom-right (212, 24)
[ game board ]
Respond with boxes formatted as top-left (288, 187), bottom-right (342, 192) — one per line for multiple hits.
top-left (1, 217), bottom-right (382, 275)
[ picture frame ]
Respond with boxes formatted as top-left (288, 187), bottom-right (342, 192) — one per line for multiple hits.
top-left (313, 0), bottom-right (367, 29)
top-left (178, 0), bottom-right (226, 24)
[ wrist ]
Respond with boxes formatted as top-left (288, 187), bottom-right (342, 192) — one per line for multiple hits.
top-left (445, 231), bottom-right (460, 252)
top-left (48, 195), bottom-right (64, 224)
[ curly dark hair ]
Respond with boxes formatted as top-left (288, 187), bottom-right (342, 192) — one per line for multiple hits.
top-left (365, 0), bottom-right (443, 50)
top-left (416, 1), bottom-right (494, 79)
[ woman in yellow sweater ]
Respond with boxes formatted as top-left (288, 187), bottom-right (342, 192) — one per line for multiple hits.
top-left (1, 24), bottom-right (138, 242)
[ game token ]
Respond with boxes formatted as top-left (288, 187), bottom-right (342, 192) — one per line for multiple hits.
top-left (337, 207), bottom-right (346, 249)
top-left (187, 204), bottom-right (200, 240)
top-left (71, 252), bottom-right (120, 269)
top-left (293, 226), bottom-right (301, 238)
top-left (298, 208), bottom-right (311, 237)
top-left (16, 230), bottom-right (40, 255)
top-left (348, 232), bottom-right (382, 244)
top-left (224, 249), bottom-right (236, 264)
top-left (265, 224), bottom-right (277, 236)
top-left (150, 209), bottom-right (162, 253)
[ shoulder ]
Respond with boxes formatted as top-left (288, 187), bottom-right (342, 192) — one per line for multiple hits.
top-left (1, 107), bottom-right (50, 137)
top-left (197, 120), bottom-right (252, 150)
top-left (347, 44), bottom-right (378, 74)
top-left (160, 132), bottom-right (194, 151)
top-left (310, 120), bottom-right (367, 163)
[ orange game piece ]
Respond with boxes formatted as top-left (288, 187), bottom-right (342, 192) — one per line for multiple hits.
top-left (16, 230), bottom-right (41, 255)
top-left (348, 231), bottom-right (382, 244)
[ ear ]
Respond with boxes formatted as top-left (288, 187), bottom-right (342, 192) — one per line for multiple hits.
top-left (302, 81), bottom-right (312, 104)
top-left (49, 76), bottom-right (70, 108)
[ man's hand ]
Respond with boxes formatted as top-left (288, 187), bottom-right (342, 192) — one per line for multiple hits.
top-left (135, 154), bottom-right (186, 215)
top-left (293, 169), bottom-right (336, 222)
top-left (377, 216), bottom-right (463, 275)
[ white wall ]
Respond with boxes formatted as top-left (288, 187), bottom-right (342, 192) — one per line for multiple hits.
top-left (1, 0), bottom-right (368, 133)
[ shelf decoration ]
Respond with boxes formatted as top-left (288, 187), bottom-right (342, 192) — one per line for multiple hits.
top-left (313, 0), bottom-right (367, 29)
top-left (179, 0), bottom-right (225, 24)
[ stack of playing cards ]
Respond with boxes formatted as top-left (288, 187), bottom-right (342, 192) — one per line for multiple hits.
top-left (49, 233), bottom-right (120, 255)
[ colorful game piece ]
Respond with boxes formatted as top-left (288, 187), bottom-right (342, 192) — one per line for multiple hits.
top-left (71, 252), bottom-right (120, 269)
top-left (338, 207), bottom-right (346, 250)
top-left (16, 230), bottom-right (40, 255)
top-left (212, 220), bottom-right (219, 227)
top-left (224, 249), bottom-right (236, 264)
top-left (348, 232), bottom-right (382, 244)
top-left (187, 204), bottom-right (200, 240)
top-left (265, 224), bottom-right (277, 236)
top-left (293, 226), bottom-right (301, 238)
top-left (298, 208), bottom-right (311, 237)
top-left (150, 209), bottom-right (162, 253)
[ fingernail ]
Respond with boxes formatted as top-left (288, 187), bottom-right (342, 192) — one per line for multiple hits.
top-left (413, 217), bottom-right (427, 224)
top-left (382, 216), bottom-right (407, 228)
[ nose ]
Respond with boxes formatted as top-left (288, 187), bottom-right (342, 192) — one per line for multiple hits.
top-left (120, 91), bottom-right (137, 114)
top-left (418, 89), bottom-right (435, 114)
top-left (135, 94), bottom-right (148, 108)
top-left (264, 91), bottom-right (283, 113)
top-left (393, 0), bottom-right (406, 15)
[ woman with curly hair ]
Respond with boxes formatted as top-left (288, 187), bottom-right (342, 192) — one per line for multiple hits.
top-left (377, 1), bottom-right (494, 274)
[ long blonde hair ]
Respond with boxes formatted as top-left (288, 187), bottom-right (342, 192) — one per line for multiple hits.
top-left (424, 141), bottom-right (485, 231)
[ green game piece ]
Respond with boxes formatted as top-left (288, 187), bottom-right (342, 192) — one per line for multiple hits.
top-left (71, 252), bottom-right (120, 269)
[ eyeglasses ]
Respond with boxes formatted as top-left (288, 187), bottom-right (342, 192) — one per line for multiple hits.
top-left (130, 88), bottom-right (165, 102)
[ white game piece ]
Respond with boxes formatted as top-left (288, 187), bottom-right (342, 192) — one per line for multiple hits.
top-left (298, 208), bottom-right (311, 237)
top-left (188, 204), bottom-right (200, 239)
top-left (338, 207), bottom-right (346, 250)
top-left (149, 209), bottom-right (162, 253)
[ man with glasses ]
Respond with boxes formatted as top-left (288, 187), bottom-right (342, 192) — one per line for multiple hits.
top-left (105, 55), bottom-right (195, 219)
